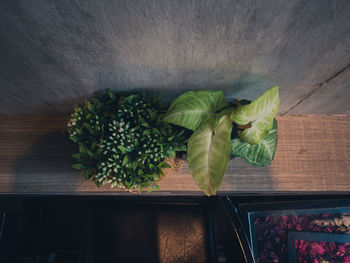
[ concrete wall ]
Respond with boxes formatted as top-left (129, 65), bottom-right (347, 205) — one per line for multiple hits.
top-left (0, 0), bottom-right (349, 114)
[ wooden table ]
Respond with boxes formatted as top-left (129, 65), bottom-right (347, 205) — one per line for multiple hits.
top-left (1, 115), bottom-right (350, 195)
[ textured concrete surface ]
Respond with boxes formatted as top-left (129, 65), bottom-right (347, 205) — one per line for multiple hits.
top-left (0, 0), bottom-right (350, 114)
top-left (288, 65), bottom-right (350, 114)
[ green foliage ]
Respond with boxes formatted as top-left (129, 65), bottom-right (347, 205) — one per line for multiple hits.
top-left (230, 119), bottom-right (278, 166)
top-left (68, 90), bottom-right (186, 192)
top-left (187, 115), bottom-right (232, 196)
top-left (164, 87), bottom-right (280, 196)
top-left (68, 86), bottom-right (280, 195)
top-left (231, 86), bottom-right (280, 144)
top-left (163, 90), bottom-right (228, 131)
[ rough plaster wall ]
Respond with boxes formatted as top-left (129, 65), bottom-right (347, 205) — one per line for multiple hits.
top-left (0, 0), bottom-right (349, 114)
top-left (288, 65), bottom-right (350, 114)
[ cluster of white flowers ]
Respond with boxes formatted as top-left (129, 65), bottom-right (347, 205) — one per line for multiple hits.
top-left (67, 92), bottom-right (185, 192)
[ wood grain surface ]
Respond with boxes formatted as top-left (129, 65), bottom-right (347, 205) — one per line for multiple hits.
top-left (0, 115), bottom-right (350, 195)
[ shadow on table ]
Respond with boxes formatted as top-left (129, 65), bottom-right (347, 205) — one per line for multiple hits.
top-left (13, 131), bottom-right (79, 193)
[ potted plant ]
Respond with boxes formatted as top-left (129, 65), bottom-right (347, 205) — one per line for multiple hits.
top-left (68, 87), bottom-right (279, 195)
top-left (164, 86), bottom-right (279, 195)
top-left (68, 90), bottom-right (186, 193)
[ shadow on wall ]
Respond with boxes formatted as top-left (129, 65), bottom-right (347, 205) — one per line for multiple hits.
top-left (33, 95), bottom-right (94, 115)
top-left (227, 72), bottom-right (274, 101)
top-left (34, 72), bottom-right (274, 114)
top-left (97, 70), bottom-right (274, 103)
top-left (146, 72), bottom-right (273, 104)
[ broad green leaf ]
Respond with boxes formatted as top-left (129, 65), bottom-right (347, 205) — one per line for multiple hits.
top-left (187, 114), bottom-right (232, 196)
top-left (218, 107), bottom-right (235, 117)
top-left (232, 86), bottom-right (279, 144)
top-left (164, 90), bottom-right (228, 131)
top-left (231, 119), bottom-right (278, 166)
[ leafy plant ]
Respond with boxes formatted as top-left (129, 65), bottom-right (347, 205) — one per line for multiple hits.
top-left (230, 119), bottom-right (278, 166)
top-left (163, 90), bottom-right (228, 131)
top-left (187, 115), bottom-right (232, 195)
top-left (68, 90), bottom-right (186, 192)
top-left (231, 86), bottom-right (279, 144)
top-left (164, 87), bottom-right (280, 195)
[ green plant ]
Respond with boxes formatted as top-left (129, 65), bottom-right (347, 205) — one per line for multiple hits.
top-left (68, 90), bottom-right (186, 192)
top-left (164, 87), bottom-right (279, 196)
